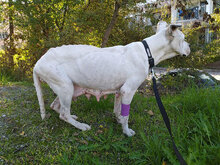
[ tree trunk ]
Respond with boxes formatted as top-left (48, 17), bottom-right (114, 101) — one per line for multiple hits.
top-left (101, 1), bottom-right (120, 48)
top-left (8, 0), bottom-right (15, 68)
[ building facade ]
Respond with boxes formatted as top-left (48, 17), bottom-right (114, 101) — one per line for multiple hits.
top-left (171, 0), bottom-right (214, 25)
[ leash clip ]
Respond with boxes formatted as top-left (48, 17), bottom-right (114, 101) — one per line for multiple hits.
top-left (148, 57), bottom-right (155, 69)
top-left (151, 68), bottom-right (156, 78)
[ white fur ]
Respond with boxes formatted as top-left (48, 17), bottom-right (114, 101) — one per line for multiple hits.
top-left (33, 23), bottom-right (190, 136)
top-left (156, 21), bottom-right (168, 33)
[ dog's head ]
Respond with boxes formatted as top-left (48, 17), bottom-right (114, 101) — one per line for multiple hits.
top-left (157, 21), bottom-right (191, 57)
top-left (167, 25), bottom-right (190, 57)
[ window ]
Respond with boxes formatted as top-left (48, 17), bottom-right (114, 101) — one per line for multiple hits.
top-left (200, 3), bottom-right (206, 17)
top-left (178, 6), bottom-right (199, 20)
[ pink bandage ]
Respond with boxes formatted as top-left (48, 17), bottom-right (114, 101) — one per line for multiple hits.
top-left (121, 104), bottom-right (130, 116)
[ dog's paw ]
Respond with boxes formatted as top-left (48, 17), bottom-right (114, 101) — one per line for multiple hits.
top-left (123, 128), bottom-right (135, 137)
top-left (79, 123), bottom-right (91, 131)
top-left (71, 115), bottom-right (78, 119)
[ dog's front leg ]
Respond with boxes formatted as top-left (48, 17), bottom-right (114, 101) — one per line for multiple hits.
top-left (118, 85), bottom-right (137, 137)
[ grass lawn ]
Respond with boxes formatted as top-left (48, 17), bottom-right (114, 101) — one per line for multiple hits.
top-left (0, 81), bottom-right (219, 164)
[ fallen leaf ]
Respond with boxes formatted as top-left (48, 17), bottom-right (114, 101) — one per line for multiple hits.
top-left (162, 161), bottom-right (166, 165)
top-left (80, 140), bottom-right (88, 145)
top-left (73, 132), bottom-right (79, 136)
top-left (97, 129), bottom-right (103, 134)
top-left (147, 110), bottom-right (154, 116)
top-left (20, 131), bottom-right (25, 136)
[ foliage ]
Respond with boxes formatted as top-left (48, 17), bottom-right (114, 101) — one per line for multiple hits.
top-left (160, 8), bottom-right (220, 68)
top-left (0, 82), bottom-right (219, 164)
top-left (0, 1), bottom-right (219, 80)
top-left (13, 0), bottom-right (83, 63)
top-left (0, 4), bottom-right (3, 22)
top-left (0, 48), bottom-right (34, 81)
top-left (0, 0), bottom-right (154, 80)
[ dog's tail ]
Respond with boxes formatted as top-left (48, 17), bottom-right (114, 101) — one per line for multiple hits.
top-left (33, 69), bottom-right (46, 120)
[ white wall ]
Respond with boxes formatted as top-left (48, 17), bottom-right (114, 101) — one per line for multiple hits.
top-left (206, 0), bottom-right (213, 14)
top-left (171, 0), bottom-right (177, 23)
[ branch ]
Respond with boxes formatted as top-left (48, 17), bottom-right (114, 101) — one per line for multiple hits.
top-left (60, 1), bottom-right (68, 32)
top-left (101, 1), bottom-right (120, 48)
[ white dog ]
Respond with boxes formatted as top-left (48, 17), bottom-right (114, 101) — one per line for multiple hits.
top-left (33, 22), bottom-right (190, 136)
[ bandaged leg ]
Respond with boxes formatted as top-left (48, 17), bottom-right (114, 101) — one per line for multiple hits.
top-left (119, 84), bottom-right (137, 136)
top-left (118, 103), bottom-right (135, 136)
top-left (121, 104), bottom-right (130, 116)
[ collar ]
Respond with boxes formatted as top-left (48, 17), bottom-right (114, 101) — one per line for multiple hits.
top-left (141, 40), bottom-right (155, 70)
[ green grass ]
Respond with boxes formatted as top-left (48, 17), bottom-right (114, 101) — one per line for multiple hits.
top-left (0, 82), bottom-right (219, 165)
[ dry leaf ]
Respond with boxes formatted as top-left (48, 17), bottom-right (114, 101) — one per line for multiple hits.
top-left (147, 110), bottom-right (154, 116)
top-left (80, 140), bottom-right (88, 145)
top-left (97, 129), bottom-right (103, 134)
top-left (20, 131), bottom-right (25, 136)
top-left (73, 132), bottom-right (79, 136)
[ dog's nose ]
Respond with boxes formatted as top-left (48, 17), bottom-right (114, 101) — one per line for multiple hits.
top-left (183, 54), bottom-right (186, 57)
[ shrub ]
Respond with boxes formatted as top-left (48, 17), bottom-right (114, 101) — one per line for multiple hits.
top-left (0, 49), bottom-right (30, 82)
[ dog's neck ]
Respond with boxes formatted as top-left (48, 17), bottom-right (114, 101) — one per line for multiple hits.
top-left (144, 30), bottom-right (178, 65)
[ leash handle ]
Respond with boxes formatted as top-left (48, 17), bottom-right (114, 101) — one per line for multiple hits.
top-left (152, 77), bottom-right (187, 165)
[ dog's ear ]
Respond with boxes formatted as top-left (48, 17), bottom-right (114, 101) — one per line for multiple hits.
top-left (170, 24), bottom-right (181, 31)
top-left (168, 24), bottom-right (182, 34)
top-left (156, 21), bottom-right (168, 33)
top-left (166, 24), bottom-right (182, 39)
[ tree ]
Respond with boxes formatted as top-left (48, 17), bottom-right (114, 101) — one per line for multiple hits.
top-left (0, 0), bottom-right (16, 68)
top-left (101, 0), bottom-right (148, 47)
top-left (13, 0), bottom-right (83, 62)
top-left (101, 0), bottom-right (121, 47)
top-left (7, 0), bottom-right (16, 68)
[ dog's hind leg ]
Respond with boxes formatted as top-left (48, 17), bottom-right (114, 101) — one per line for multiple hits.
top-left (49, 79), bottom-right (91, 131)
top-left (50, 96), bottom-right (60, 113)
top-left (50, 96), bottom-right (78, 119)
